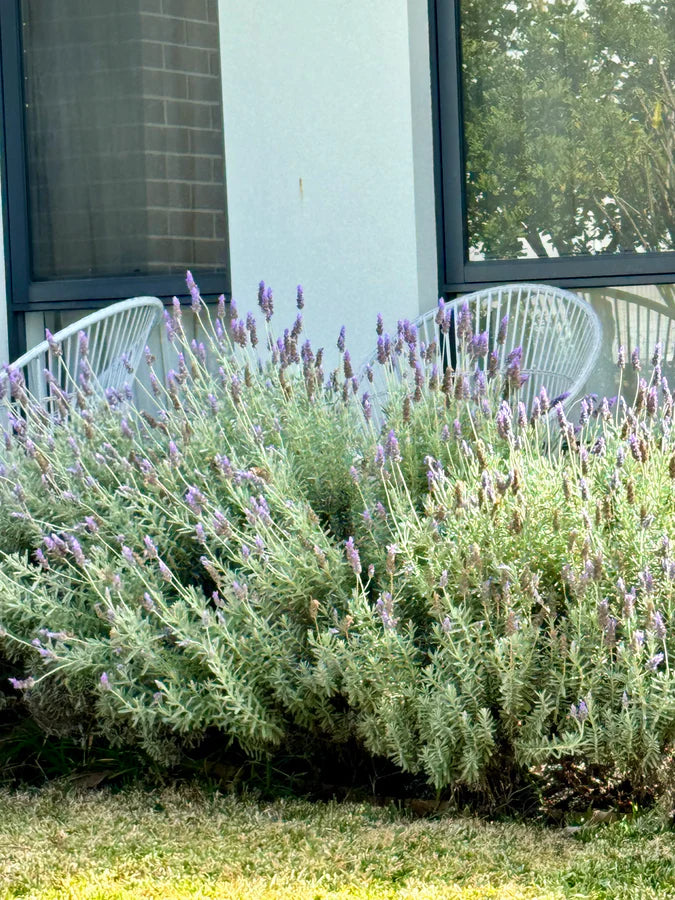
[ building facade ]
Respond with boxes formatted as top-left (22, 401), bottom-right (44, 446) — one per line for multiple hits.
top-left (0, 1), bottom-right (673, 389)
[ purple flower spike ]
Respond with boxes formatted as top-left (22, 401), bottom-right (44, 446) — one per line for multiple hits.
top-left (121, 546), bottom-right (135, 565)
top-left (570, 699), bottom-right (589, 723)
top-left (45, 329), bottom-right (61, 355)
top-left (496, 400), bottom-right (512, 440)
top-left (100, 672), bottom-right (110, 690)
top-left (469, 331), bottom-right (489, 359)
top-left (457, 302), bottom-right (473, 342)
top-left (653, 342), bottom-right (663, 367)
top-left (550, 391), bottom-right (571, 407)
top-left (653, 611), bottom-right (667, 641)
top-left (337, 326), bottom-right (346, 353)
top-left (376, 592), bottom-right (398, 630)
top-left (384, 429), bottom-right (402, 462)
top-left (296, 284), bottom-right (304, 309)
top-left (345, 536), bottom-right (362, 576)
top-left (186, 270), bottom-right (202, 312)
top-left (646, 652), bottom-right (665, 672)
top-left (258, 284), bottom-right (274, 322)
top-left (9, 676), bottom-right (35, 691)
top-left (497, 315), bottom-right (509, 345)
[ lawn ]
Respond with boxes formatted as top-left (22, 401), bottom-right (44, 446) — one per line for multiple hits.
top-left (0, 786), bottom-right (674, 899)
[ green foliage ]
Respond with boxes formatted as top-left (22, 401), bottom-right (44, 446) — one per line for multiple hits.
top-left (462, 0), bottom-right (675, 258)
top-left (1, 282), bottom-right (675, 808)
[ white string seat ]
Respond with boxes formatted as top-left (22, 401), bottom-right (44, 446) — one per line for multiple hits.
top-left (2, 296), bottom-right (163, 415)
top-left (365, 283), bottom-right (602, 413)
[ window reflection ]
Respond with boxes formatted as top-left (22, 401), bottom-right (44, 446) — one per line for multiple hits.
top-left (461, 1), bottom-right (675, 261)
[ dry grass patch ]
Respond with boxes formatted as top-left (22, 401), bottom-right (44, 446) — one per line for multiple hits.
top-left (0, 786), bottom-right (673, 899)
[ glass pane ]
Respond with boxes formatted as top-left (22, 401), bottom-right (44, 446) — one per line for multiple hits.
top-left (460, 1), bottom-right (675, 261)
top-left (21, 0), bottom-right (226, 280)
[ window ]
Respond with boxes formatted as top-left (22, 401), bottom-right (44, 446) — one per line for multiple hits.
top-left (433, 0), bottom-right (675, 292)
top-left (0, 0), bottom-right (229, 356)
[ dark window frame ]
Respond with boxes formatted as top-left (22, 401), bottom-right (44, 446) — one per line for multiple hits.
top-left (430, 0), bottom-right (675, 296)
top-left (0, 0), bottom-right (231, 359)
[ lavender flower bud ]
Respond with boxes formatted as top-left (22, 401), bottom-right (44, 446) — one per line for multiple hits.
top-left (631, 630), bottom-right (645, 653)
top-left (646, 652), bottom-right (664, 672)
top-left (457, 302), bottom-right (473, 342)
top-left (469, 331), bottom-right (488, 359)
top-left (376, 592), bottom-right (398, 630)
top-left (570, 699), bottom-right (589, 723)
top-left (121, 546), bottom-right (135, 565)
top-left (9, 676), bottom-right (35, 691)
top-left (517, 401), bottom-right (527, 429)
top-left (345, 537), bottom-right (362, 575)
top-left (374, 502), bottom-right (387, 520)
top-left (487, 351), bottom-right (499, 380)
top-left (496, 401), bottom-right (512, 440)
top-left (639, 567), bottom-right (654, 594)
top-left (384, 429), bottom-right (402, 462)
top-left (652, 611), bottom-right (667, 641)
top-left (385, 544), bottom-right (397, 576)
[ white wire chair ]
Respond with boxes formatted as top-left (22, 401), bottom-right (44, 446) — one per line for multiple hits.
top-left (2, 296), bottom-right (163, 414)
top-left (605, 287), bottom-right (675, 371)
top-left (365, 283), bottom-right (603, 412)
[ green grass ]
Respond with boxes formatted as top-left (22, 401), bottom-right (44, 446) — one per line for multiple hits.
top-left (0, 786), bottom-right (674, 899)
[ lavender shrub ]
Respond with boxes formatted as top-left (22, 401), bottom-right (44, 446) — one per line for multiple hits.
top-left (0, 279), bottom-right (674, 806)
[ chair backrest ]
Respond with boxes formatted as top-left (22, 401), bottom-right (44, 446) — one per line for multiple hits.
top-left (4, 296), bottom-right (163, 410)
top-left (607, 288), bottom-right (675, 371)
top-left (369, 284), bottom-right (602, 411)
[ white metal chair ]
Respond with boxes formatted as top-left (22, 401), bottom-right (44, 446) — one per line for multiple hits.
top-left (2, 296), bottom-right (163, 414)
top-left (605, 286), bottom-right (675, 371)
top-left (366, 283), bottom-right (603, 411)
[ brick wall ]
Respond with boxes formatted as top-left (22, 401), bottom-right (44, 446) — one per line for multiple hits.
top-left (22, 0), bottom-right (226, 279)
top-left (139, 0), bottom-right (226, 273)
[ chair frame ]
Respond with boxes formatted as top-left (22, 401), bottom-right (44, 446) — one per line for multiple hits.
top-left (3, 296), bottom-right (163, 407)
top-left (367, 283), bottom-right (603, 411)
